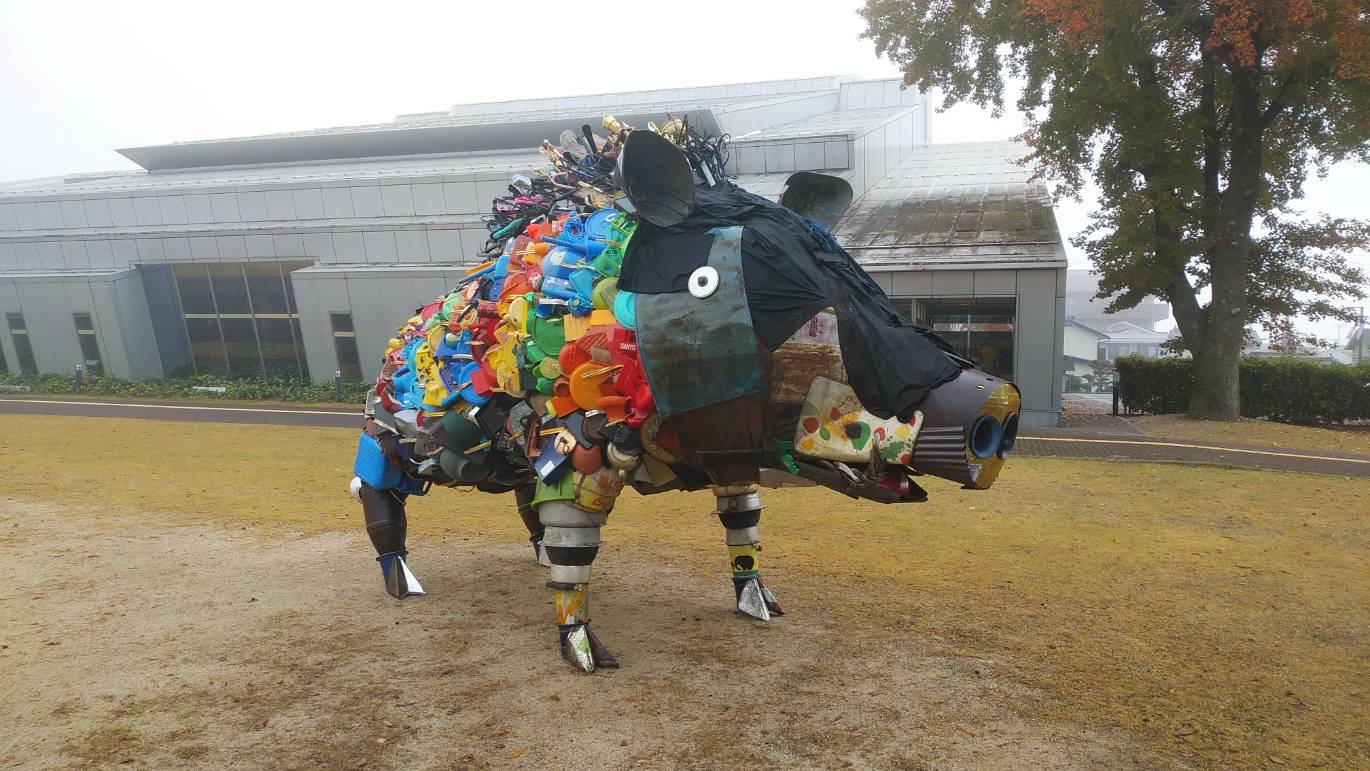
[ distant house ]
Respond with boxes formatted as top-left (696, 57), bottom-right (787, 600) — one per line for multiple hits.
top-left (1346, 326), bottom-right (1368, 364)
top-left (1062, 318), bottom-right (1110, 385)
top-left (1097, 320), bottom-right (1170, 361)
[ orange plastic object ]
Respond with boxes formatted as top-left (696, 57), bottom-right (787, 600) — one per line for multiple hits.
top-left (595, 395), bottom-right (628, 423)
top-left (588, 309), bottom-right (617, 327)
top-left (464, 259), bottom-right (497, 276)
top-left (571, 444), bottom-right (604, 474)
top-left (549, 376), bottom-right (578, 416)
top-left (569, 362), bottom-right (618, 410)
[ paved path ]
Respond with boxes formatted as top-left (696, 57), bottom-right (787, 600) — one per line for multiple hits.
top-left (3, 396), bottom-right (1368, 477)
top-left (0, 397), bottom-right (359, 428)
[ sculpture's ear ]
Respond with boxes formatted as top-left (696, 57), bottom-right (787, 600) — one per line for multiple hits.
top-left (780, 172), bottom-right (854, 229)
top-left (616, 130), bottom-right (696, 227)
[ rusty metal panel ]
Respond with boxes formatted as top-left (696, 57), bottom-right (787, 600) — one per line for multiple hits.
top-left (636, 226), bottom-right (763, 416)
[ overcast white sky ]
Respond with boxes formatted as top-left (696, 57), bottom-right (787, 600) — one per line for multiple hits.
top-left (2, 0), bottom-right (1365, 341)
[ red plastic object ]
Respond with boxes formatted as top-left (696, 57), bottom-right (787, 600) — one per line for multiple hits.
top-left (614, 356), bottom-right (644, 396)
top-left (558, 343), bottom-right (591, 375)
top-left (607, 327), bottom-right (637, 364)
top-left (470, 368), bottom-right (494, 397)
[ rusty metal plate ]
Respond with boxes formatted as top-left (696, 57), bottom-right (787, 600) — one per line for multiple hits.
top-left (636, 226), bottom-right (763, 416)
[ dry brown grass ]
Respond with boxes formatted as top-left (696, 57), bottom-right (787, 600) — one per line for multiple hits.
top-left (2, 415), bottom-right (1368, 767)
top-left (1134, 414), bottom-right (1370, 456)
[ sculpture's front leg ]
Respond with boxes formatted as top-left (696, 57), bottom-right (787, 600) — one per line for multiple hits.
top-left (714, 484), bottom-right (784, 619)
top-left (539, 500), bottom-right (619, 673)
top-left (352, 478), bottom-right (424, 598)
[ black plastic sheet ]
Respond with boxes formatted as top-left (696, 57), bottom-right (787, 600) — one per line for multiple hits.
top-left (621, 184), bottom-right (967, 419)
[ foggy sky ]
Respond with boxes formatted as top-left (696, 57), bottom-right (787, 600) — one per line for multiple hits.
top-left (2, 0), bottom-right (1365, 342)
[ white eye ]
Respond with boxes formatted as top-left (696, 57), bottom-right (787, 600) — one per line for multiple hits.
top-left (688, 266), bottom-right (719, 298)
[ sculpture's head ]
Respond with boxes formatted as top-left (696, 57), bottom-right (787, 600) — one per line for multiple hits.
top-left (614, 145), bottom-right (1021, 501)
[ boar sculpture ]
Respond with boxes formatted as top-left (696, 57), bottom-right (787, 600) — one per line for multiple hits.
top-left (350, 118), bottom-right (1021, 673)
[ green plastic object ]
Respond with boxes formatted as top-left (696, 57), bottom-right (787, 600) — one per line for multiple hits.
top-left (532, 474), bottom-right (575, 507)
top-left (531, 316), bottom-right (566, 358)
top-left (593, 213), bottom-right (637, 277)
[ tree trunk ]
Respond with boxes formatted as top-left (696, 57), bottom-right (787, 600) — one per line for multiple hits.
top-left (1187, 333), bottom-right (1242, 420)
top-left (1186, 63), bottom-right (1264, 421)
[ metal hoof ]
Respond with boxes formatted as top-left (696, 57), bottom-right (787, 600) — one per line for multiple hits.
top-left (561, 624), bottom-right (596, 673)
top-left (585, 624), bottom-right (620, 668)
top-left (760, 580), bottom-right (785, 617)
top-left (736, 578), bottom-right (771, 621)
top-left (380, 553), bottom-right (425, 598)
top-left (559, 623), bottom-right (617, 673)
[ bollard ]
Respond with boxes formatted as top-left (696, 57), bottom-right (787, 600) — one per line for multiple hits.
top-left (74, 363), bottom-right (84, 390)
top-left (334, 370), bottom-right (343, 402)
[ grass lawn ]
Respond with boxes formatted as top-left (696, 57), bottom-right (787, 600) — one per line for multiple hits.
top-left (2, 415), bottom-right (1367, 767)
top-left (1133, 414), bottom-right (1370, 456)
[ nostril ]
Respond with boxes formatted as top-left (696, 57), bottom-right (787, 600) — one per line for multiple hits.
top-left (998, 413), bottom-right (1020, 459)
top-left (968, 415), bottom-right (1003, 460)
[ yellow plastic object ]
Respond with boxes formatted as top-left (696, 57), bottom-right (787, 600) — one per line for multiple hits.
top-left (486, 344), bottom-right (522, 394)
top-left (465, 259), bottom-right (497, 276)
top-left (562, 313), bottom-right (591, 342)
top-left (505, 296), bottom-right (530, 334)
top-left (588, 309), bottom-right (617, 327)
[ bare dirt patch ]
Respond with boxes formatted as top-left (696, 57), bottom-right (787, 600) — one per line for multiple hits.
top-left (1, 503), bottom-right (1132, 770)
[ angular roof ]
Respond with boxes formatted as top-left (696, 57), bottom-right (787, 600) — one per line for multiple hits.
top-left (832, 142), bottom-right (1066, 269)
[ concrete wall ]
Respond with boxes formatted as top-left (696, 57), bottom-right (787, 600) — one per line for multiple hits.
top-left (0, 269), bottom-right (162, 380)
top-left (292, 265), bottom-right (474, 382)
top-left (878, 265), bottom-right (1065, 427)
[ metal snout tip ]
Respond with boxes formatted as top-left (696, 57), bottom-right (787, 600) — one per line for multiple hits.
top-left (380, 553), bottom-right (425, 598)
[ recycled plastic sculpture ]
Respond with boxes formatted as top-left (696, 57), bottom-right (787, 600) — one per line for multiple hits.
top-left (351, 116), bottom-right (1022, 673)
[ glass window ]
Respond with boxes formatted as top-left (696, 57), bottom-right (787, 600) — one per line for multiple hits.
top-left (185, 317), bottom-right (229, 376)
top-left (0, 338), bottom-right (8, 374)
top-left (73, 312), bottom-right (103, 372)
top-left (173, 264), bottom-right (216, 315)
top-left (244, 263), bottom-right (289, 314)
top-left (208, 264), bottom-right (251, 315)
top-left (6, 312), bottom-right (37, 375)
top-left (169, 262), bottom-right (310, 379)
top-left (331, 312), bottom-right (363, 381)
top-left (257, 318), bottom-right (302, 379)
top-left (220, 317), bottom-right (261, 377)
top-left (913, 297), bottom-right (1016, 380)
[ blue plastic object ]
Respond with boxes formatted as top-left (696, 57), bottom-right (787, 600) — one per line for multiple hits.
top-left (354, 433), bottom-right (403, 490)
top-left (456, 361), bottom-right (489, 406)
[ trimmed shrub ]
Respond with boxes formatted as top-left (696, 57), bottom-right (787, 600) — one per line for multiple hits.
top-left (1114, 355), bottom-right (1370, 424)
top-left (0, 372), bottom-right (372, 404)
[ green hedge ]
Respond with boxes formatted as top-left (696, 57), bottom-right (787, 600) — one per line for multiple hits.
top-left (1115, 355), bottom-right (1370, 423)
top-left (0, 372), bottom-right (372, 404)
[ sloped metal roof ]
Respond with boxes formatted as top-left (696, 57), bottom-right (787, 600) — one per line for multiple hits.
top-left (833, 141), bottom-right (1065, 269)
top-left (735, 142), bottom-right (1064, 270)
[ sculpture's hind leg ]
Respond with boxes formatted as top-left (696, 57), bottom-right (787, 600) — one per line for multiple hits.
top-left (538, 500), bottom-right (618, 673)
top-left (514, 482), bottom-right (549, 566)
top-left (714, 485), bottom-right (784, 619)
top-left (354, 480), bottom-right (424, 598)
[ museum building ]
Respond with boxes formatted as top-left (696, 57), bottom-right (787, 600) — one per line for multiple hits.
top-left (0, 76), bottom-right (1068, 426)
